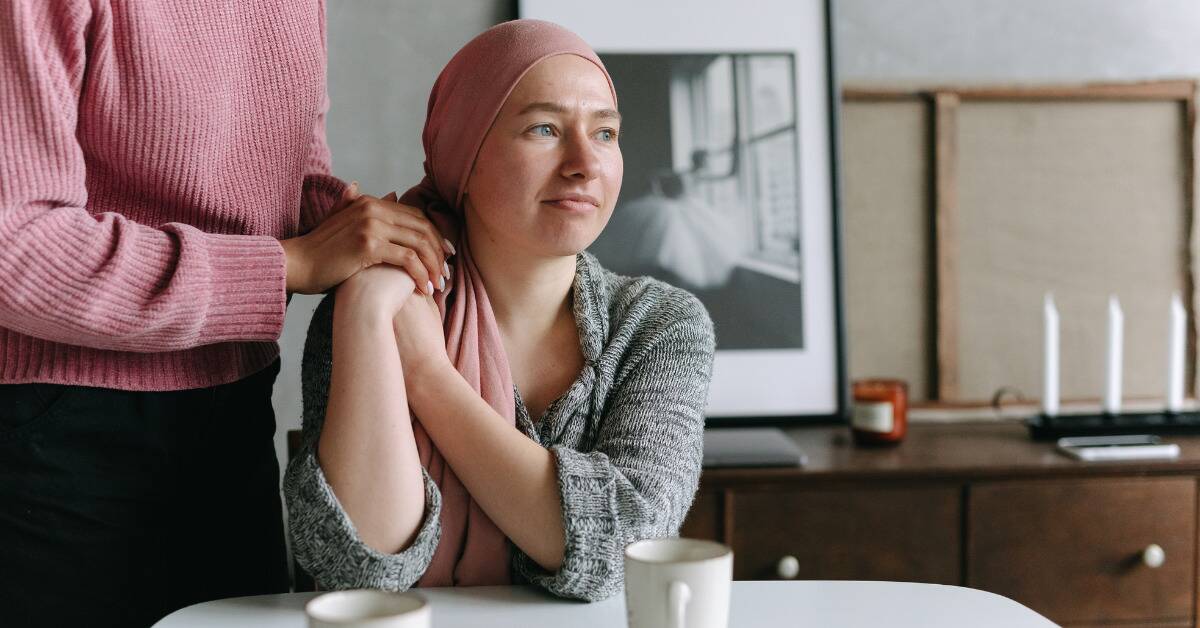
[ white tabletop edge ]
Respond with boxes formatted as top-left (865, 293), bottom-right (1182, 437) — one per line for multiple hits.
top-left (154, 580), bottom-right (1058, 628)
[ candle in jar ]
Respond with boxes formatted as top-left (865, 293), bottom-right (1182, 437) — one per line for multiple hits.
top-left (1166, 292), bottom-right (1185, 413)
top-left (1104, 295), bottom-right (1123, 415)
top-left (1043, 293), bottom-right (1059, 417)
top-left (851, 379), bottom-right (908, 445)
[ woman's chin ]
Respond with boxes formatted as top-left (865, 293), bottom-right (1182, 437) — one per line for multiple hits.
top-left (543, 242), bottom-right (591, 258)
top-left (526, 227), bottom-right (603, 259)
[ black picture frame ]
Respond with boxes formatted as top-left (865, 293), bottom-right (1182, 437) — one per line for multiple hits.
top-left (519, 0), bottom-right (848, 426)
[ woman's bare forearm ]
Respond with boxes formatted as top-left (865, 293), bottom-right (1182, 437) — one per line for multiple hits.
top-left (408, 362), bottom-right (566, 571)
top-left (318, 294), bottom-right (426, 554)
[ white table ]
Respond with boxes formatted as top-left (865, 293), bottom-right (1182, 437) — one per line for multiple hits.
top-left (154, 581), bottom-right (1056, 627)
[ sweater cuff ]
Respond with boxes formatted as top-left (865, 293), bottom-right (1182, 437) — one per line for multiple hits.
top-left (195, 232), bottom-right (288, 343)
top-left (511, 445), bottom-right (624, 602)
top-left (283, 449), bottom-right (442, 591)
top-left (299, 174), bottom-right (348, 234)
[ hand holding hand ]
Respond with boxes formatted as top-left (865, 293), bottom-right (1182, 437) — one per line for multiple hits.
top-left (281, 184), bottom-right (455, 295)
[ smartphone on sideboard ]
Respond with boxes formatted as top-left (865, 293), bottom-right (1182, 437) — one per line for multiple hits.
top-left (1056, 434), bottom-right (1180, 461)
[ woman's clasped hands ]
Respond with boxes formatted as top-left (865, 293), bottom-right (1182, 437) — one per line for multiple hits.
top-left (338, 257), bottom-right (452, 381)
top-left (311, 184), bottom-right (456, 384)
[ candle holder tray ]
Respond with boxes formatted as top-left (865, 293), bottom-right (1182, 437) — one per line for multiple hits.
top-left (1026, 411), bottom-right (1200, 440)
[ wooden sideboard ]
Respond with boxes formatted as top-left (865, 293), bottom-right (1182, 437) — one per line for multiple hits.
top-left (681, 422), bottom-right (1200, 627)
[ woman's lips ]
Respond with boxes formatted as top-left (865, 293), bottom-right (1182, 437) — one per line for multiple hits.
top-left (543, 196), bottom-right (599, 213)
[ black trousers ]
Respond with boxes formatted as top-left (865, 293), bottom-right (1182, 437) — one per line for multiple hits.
top-left (0, 360), bottom-right (289, 628)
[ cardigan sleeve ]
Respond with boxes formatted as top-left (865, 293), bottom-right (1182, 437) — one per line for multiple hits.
top-left (0, 0), bottom-right (288, 352)
top-left (283, 295), bottom-right (442, 591)
top-left (511, 306), bottom-right (716, 601)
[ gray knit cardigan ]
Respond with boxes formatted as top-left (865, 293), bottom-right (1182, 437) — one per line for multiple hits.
top-left (282, 251), bottom-right (716, 602)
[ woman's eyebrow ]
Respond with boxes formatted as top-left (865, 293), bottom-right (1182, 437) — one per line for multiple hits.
top-left (518, 101), bottom-right (622, 122)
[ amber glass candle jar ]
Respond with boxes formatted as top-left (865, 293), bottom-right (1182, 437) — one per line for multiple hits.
top-left (851, 378), bottom-right (908, 445)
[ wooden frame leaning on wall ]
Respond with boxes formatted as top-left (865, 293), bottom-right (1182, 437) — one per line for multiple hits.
top-left (844, 80), bottom-right (1199, 406)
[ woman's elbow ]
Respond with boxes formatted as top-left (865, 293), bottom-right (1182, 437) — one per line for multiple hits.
top-left (527, 546), bottom-right (565, 574)
top-left (532, 551), bottom-right (623, 602)
top-left (571, 572), bottom-right (623, 603)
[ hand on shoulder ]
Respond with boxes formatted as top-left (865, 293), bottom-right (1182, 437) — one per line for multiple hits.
top-left (282, 184), bottom-right (454, 296)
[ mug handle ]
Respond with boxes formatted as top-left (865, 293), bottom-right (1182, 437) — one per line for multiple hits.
top-left (668, 581), bottom-right (692, 628)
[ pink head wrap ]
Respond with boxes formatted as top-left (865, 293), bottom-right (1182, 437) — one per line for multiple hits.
top-left (397, 19), bottom-right (615, 587)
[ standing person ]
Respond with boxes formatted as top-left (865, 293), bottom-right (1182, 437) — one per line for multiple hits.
top-left (0, 2), bottom-right (450, 627)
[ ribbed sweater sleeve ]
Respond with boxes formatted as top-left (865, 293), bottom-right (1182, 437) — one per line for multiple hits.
top-left (298, 1), bottom-right (347, 235)
top-left (512, 308), bottom-right (716, 601)
top-left (0, 0), bottom-right (286, 353)
top-left (299, 93), bottom-right (347, 235)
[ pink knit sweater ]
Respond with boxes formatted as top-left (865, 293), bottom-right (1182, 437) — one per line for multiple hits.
top-left (0, 1), bottom-right (345, 390)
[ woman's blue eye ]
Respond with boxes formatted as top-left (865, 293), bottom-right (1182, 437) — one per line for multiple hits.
top-left (531, 124), bottom-right (554, 137)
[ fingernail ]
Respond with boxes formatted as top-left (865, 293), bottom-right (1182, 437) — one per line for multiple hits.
top-left (425, 280), bottom-right (434, 296)
top-left (438, 276), bottom-right (446, 292)
top-left (443, 261), bottom-right (451, 278)
top-left (443, 238), bottom-right (457, 255)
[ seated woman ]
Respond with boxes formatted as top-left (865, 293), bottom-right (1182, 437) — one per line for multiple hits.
top-left (283, 19), bottom-right (716, 602)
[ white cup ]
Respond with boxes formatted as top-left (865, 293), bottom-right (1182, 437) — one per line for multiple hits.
top-left (624, 538), bottom-right (733, 628)
top-left (304, 590), bottom-right (430, 628)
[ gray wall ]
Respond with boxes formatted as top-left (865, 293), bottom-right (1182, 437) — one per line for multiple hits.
top-left (836, 0), bottom-right (1200, 84)
top-left (271, 0), bottom-right (1200, 466)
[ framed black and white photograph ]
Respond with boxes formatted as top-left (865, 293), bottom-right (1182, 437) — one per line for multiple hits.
top-left (521, 0), bottom-right (846, 422)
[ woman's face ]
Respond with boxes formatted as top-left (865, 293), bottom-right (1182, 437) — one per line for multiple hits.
top-left (463, 54), bottom-right (623, 258)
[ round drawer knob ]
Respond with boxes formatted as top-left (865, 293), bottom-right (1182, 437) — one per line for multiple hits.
top-left (1142, 544), bottom-right (1165, 569)
top-left (776, 555), bottom-right (800, 579)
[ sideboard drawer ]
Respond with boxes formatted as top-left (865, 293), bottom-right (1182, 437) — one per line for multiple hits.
top-left (967, 477), bottom-right (1195, 625)
top-left (730, 486), bottom-right (960, 583)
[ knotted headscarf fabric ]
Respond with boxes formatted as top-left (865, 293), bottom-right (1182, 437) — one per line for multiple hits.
top-left (396, 19), bottom-right (616, 587)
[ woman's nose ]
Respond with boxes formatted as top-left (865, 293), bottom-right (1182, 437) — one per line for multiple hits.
top-left (559, 131), bottom-right (601, 181)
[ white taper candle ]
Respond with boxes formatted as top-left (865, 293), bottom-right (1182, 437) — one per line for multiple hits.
top-left (1104, 295), bottom-right (1124, 415)
top-left (1043, 293), bottom-right (1059, 417)
top-left (1167, 292), bottom-right (1185, 412)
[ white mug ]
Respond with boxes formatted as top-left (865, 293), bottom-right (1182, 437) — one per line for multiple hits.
top-left (305, 590), bottom-right (430, 628)
top-left (624, 538), bottom-right (733, 628)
